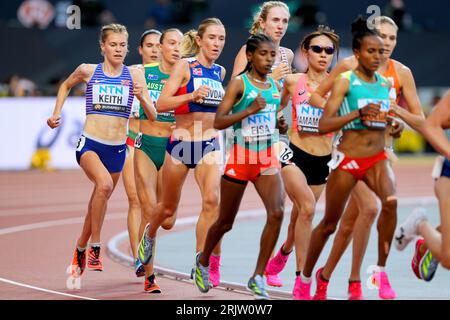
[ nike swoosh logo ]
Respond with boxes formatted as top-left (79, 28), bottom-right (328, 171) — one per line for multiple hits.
top-left (118, 149), bottom-right (125, 153)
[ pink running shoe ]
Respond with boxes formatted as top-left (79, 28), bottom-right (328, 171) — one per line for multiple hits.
top-left (264, 243), bottom-right (291, 287)
top-left (265, 274), bottom-right (283, 287)
top-left (292, 276), bottom-right (301, 299)
top-left (372, 271), bottom-right (397, 299)
top-left (293, 275), bottom-right (311, 300)
top-left (313, 267), bottom-right (329, 300)
top-left (348, 281), bottom-right (363, 300)
top-left (209, 255), bottom-right (221, 287)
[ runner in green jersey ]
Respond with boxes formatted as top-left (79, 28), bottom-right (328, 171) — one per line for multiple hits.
top-left (134, 28), bottom-right (183, 293)
top-left (194, 34), bottom-right (285, 300)
top-left (124, 29), bottom-right (161, 281)
top-left (296, 17), bottom-right (398, 300)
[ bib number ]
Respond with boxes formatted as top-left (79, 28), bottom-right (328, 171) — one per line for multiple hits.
top-left (241, 109), bottom-right (276, 142)
top-left (134, 133), bottom-right (143, 148)
top-left (431, 156), bottom-right (445, 180)
top-left (296, 104), bottom-right (322, 133)
top-left (327, 149), bottom-right (345, 170)
top-left (131, 97), bottom-right (140, 118)
top-left (76, 136), bottom-right (86, 152)
top-left (358, 99), bottom-right (390, 130)
top-left (278, 142), bottom-right (294, 164)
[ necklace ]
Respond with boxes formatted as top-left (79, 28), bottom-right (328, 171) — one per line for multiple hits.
top-left (247, 73), bottom-right (270, 85)
top-left (354, 69), bottom-right (376, 83)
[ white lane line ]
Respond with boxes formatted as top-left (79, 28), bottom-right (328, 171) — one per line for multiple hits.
top-left (0, 195), bottom-right (437, 300)
top-left (0, 196), bottom-right (435, 217)
top-left (107, 196), bottom-right (438, 300)
top-left (0, 213), bottom-right (126, 235)
top-left (107, 208), bottom-right (307, 300)
top-left (0, 213), bottom-right (127, 300)
top-left (0, 203), bottom-right (204, 217)
top-left (0, 277), bottom-right (97, 300)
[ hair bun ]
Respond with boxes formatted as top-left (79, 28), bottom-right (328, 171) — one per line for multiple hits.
top-left (351, 15), bottom-right (370, 35)
top-left (317, 25), bottom-right (335, 33)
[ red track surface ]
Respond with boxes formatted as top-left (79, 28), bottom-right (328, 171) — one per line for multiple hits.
top-left (0, 157), bottom-right (435, 300)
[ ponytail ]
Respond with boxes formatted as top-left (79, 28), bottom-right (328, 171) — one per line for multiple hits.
top-left (180, 30), bottom-right (199, 58)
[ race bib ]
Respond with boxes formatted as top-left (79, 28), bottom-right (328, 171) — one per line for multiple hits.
top-left (241, 104), bottom-right (277, 142)
top-left (146, 89), bottom-right (174, 120)
top-left (431, 156), bottom-right (445, 180)
top-left (193, 77), bottom-right (225, 107)
top-left (296, 104), bottom-right (323, 133)
top-left (148, 88), bottom-right (161, 107)
top-left (327, 149), bottom-right (345, 170)
top-left (131, 97), bottom-right (140, 118)
top-left (278, 141), bottom-right (294, 164)
top-left (76, 136), bottom-right (86, 152)
top-left (357, 98), bottom-right (390, 130)
top-left (92, 84), bottom-right (130, 113)
top-left (134, 132), bottom-right (143, 148)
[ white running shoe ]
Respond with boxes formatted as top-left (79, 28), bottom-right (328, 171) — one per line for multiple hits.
top-left (394, 207), bottom-right (428, 251)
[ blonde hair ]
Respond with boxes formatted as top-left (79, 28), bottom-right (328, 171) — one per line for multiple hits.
top-left (180, 18), bottom-right (224, 58)
top-left (99, 23), bottom-right (129, 46)
top-left (374, 16), bottom-right (398, 32)
top-left (250, 1), bottom-right (290, 35)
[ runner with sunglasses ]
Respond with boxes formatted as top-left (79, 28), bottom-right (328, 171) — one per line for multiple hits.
top-left (309, 16), bottom-right (424, 300)
top-left (262, 27), bottom-right (340, 299)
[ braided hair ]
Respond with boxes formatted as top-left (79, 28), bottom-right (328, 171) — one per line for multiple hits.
top-left (238, 33), bottom-right (274, 75)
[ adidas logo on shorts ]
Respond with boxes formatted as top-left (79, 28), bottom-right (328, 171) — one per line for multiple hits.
top-left (342, 160), bottom-right (360, 170)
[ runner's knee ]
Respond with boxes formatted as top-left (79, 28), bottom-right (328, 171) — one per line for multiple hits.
top-left (321, 219), bottom-right (339, 237)
top-left (267, 205), bottom-right (284, 225)
top-left (381, 195), bottom-right (397, 213)
top-left (96, 180), bottom-right (114, 198)
top-left (161, 216), bottom-right (176, 230)
top-left (360, 203), bottom-right (379, 223)
top-left (161, 204), bottom-right (176, 219)
top-left (127, 194), bottom-right (140, 209)
top-left (202, 192), bottom-right (219, 213)
top-left (298, 199), bottom-right (315, 223)
top-left (337, 219), bottom-right (354, 239)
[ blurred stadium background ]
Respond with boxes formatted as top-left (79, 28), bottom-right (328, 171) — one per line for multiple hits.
top-left (1, 0), bottom-right (449, 171)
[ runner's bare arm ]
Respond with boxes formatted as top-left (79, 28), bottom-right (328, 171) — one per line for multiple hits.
top-left (231, 45), bottom-right (248, 79)
top-left (398, 64), bottom-right (425, 117)
top-left (422, 90), bottom-right (450, 158)
top-left (214, 77), bottom-right (262, 130)
top-left (309, 58), bottom-right (355, 108)
top-left (131, 67), bottom-right (156, 121)
top-left (156, 60), bottom-right (204, 111)
top-left (386, 64), bottom-right (425, 129)
top-left (319, 77), bottom-right (358, 134)
top-left (47, 64), bottom-right (94, 129)
top-left (279, 74), bottom-right (294, 111)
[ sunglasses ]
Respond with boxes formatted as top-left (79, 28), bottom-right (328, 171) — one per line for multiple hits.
top-left (309, 45), bottom-right (335, 55)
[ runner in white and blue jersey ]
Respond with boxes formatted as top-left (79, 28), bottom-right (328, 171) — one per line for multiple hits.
top-left (47, 24), bottom-right (156, 282)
